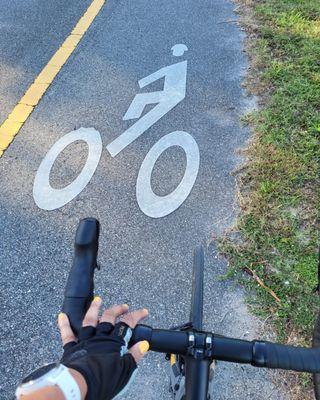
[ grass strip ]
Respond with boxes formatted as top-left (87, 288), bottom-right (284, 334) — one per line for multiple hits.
top-left (222, 0), bottom-right (320, 349)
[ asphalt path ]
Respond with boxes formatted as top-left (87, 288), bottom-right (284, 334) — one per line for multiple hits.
top-left (0, 1), bottom-right (289, 399)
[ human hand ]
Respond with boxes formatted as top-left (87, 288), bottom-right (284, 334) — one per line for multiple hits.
top-left (58, 297), bottom-right (149, 400)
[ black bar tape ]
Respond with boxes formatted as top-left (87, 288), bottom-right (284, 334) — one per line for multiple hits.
top-left (62, 218), bottom-right (100, 335)
top-left (253, 341), bottom-right (320, 373)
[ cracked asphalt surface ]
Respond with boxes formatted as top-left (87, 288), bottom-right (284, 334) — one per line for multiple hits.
top-left (0, 0), bottom-right (290, 398)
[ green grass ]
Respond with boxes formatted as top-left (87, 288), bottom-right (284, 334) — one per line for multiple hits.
top-left (222, 0), bottom-right (320, 345)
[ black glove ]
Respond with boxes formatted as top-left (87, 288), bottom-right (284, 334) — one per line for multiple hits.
top-left (61, 321), bottom-right (136, 400)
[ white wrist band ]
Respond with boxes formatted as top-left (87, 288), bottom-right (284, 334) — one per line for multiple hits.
top-left (48, 365), bottom-right (81, 400)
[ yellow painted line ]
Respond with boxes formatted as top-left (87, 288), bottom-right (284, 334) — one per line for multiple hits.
top-left (0, 0), bottom-right (106, 157)
top-left (20, 83), bottom-right (50, 106)
top-left (8, 104), bottom-right (34, 123)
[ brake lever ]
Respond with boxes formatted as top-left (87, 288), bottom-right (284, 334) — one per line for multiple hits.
top-left (62, 217), bottom-right (100, 335)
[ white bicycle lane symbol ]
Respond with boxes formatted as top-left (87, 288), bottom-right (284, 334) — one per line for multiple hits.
top-left (33, 44), bottom-right (200, 218)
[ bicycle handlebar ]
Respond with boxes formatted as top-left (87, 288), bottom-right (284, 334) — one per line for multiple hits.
top-left (62, 218), bottom-right (100, 333)
top-left (131, 325), bottom-right (320, 373)
top-left (62, 218), bottom-right (320, 377)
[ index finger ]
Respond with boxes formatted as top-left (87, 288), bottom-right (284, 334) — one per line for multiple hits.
top-left (82, 296), bottom-right (102, 327)
top-left (121, 308), bottom-right (149, 329)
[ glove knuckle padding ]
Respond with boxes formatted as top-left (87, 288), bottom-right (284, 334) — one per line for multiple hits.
top-left (96, 322), bottom-right (114, 335)
top-left (79, 326), bottom-right (96, 341)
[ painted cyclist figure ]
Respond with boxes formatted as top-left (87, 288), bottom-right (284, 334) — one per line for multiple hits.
top-left (33, 44), bottom-right (199, 219)
top-left (107, 43), bottom-right (189, 156)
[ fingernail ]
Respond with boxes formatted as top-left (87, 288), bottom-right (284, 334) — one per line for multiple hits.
top-left (123, 304), bottom-right (129, 309)
top-left (58, 312), bottom-right (65, 321)
top-left (143, 308), bottom-right (149, 314)
top-left (94, 296), bottom-right (101, 303)
top-left (139, 341), bottom-right (149, 354)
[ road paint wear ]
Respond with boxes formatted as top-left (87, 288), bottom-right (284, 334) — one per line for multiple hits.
top-left (0, 0), bottom-right (106, 157)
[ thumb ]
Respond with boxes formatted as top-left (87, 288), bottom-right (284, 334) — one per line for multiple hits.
top-left (58, 312), bottom-right (76, 346)
top-left (128, 341), bottom-right (149, 363)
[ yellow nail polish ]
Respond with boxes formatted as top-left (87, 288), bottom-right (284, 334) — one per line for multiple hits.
top-left (123, 304), bottom-right (129, 308)
top-left (94, 296), bottom-right (101, 303)
top-left (140, 341), bottom-right (149, 354)
top-left (58, 312), bottom-right (65, 321)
